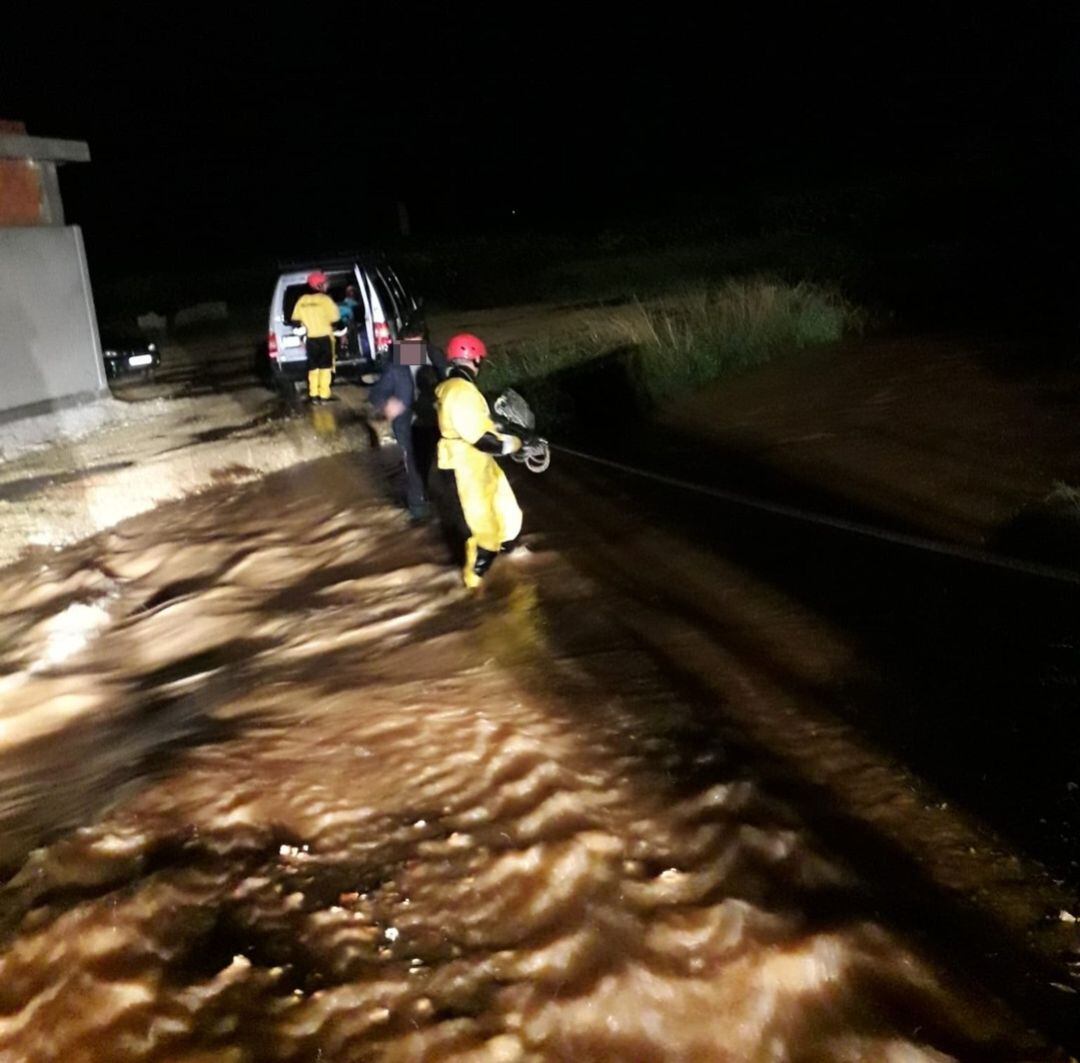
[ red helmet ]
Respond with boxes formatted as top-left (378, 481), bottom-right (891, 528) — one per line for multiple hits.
top-left (446, 333), bottom-right (488, 362)
top-left (307, 271), bottom-right (329, 289)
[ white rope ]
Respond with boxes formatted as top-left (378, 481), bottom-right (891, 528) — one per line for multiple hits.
top-left (550, 443), bottom-right (1080, 587)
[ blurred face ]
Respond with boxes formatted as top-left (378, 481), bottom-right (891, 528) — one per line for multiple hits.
top-left (398, 341), bottom-right (424, 366)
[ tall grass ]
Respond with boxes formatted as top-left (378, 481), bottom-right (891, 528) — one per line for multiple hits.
top-left (1046, 482), bottom-right (1080, 518)
top-left (482, 277), bottom-right (865, 406)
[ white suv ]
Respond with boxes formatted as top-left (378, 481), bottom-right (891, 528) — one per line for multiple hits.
top-left (267, 257), bottom-right (418, 394)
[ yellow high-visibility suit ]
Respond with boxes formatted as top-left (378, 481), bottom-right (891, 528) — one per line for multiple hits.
top-left (291, 292), bottom-right (340, 400)
top-left (436, 371), bottom-right (523, 587)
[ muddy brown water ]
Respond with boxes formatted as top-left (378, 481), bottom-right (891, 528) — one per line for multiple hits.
top-left (0, 452), bottom-right (1075, 1060)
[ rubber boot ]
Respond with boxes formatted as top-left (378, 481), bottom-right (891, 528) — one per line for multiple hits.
top-left (462, 538), bottom-right (498, 589)
top-left (474, 546), bottom-right (498, 578)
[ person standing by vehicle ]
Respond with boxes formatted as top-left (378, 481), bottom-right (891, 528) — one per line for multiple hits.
top-left (435, 333), bottom-right (523, 588)
top-left (336, 284), bottom-right (362, 367)
top-left (369, 320), bottom-right (447, 522)
top-left (291, 271), bottom-right (342, 403)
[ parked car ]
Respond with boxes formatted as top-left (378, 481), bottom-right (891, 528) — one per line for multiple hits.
top-left (266, 256), bottom-right (420, 397)
top-left (101, 334), bottom-right (161, 381)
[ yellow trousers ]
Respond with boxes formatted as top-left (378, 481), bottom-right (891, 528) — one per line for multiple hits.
top-left (308, 368), bottom-right (332, 400)
top-left (439, 438), bottom-right (523, 554)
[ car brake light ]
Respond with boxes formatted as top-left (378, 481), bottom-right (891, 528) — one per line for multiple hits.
top-left (374, 321), bottom-right (391, 353)
top-left (268, 331), bottom-right (278, 359)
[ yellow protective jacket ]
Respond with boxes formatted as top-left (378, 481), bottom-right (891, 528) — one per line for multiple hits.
top-left (436, 373), bottom-right (523, 552)
top-left (291, 293), bottom-right (341, 338)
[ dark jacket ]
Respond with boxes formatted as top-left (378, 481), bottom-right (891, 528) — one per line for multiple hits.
top-left (368, 362), bottom-right (413, 411)
top-left (369, 343), bottom-right (448, 414)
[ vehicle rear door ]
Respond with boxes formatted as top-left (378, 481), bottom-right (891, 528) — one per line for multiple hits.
top-left (353, 265), bottom-right (378, 364)
top-left (276, 280), bottom-right (311, 365)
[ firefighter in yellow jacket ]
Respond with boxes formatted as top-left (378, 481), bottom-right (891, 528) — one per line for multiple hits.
top-left (291, 271), bottom-right (344, 403)
top-left (436, 333), bottom-right (523, 588)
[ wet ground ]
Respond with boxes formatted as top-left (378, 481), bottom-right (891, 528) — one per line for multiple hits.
top-left (669, 332), bottom-right (1080, 550)
top-left (0, 437), bottom-right (1079, 1061)
top-left (0, 375), bottom-right (373, 568)
top-left (2, 323), bottom-right (1080, 1059)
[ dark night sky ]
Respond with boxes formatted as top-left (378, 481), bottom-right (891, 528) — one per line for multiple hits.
top-left (2, 3), bottom-right (1076, 276)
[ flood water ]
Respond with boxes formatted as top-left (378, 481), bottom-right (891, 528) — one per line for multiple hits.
top-left (0, 450), bottom-right (1075, 1061)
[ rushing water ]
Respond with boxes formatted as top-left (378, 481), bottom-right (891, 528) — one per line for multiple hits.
top-left (0, 453), bottom-right (1069, 1060)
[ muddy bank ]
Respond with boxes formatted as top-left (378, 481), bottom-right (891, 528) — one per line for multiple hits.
top-left (665, 332), bottom-right (1080, 554)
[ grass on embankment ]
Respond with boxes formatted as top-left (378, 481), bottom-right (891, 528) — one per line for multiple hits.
top-left (480, 277), bottom-right (866, 413)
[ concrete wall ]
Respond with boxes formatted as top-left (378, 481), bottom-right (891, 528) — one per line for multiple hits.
top-left (0, 225), bottom-right (106, 419)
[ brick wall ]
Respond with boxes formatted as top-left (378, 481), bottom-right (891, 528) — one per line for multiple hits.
top-left (0, 159), bottom-right (45, 225)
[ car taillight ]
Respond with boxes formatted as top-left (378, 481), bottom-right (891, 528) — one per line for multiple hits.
top-left (374, 321), bottom-right (391, 353)
top-left (268, 331), bottom-right (278, 359)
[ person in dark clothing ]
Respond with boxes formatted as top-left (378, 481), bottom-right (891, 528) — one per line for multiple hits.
top-left (368, 320), bottom-right (447, 522)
